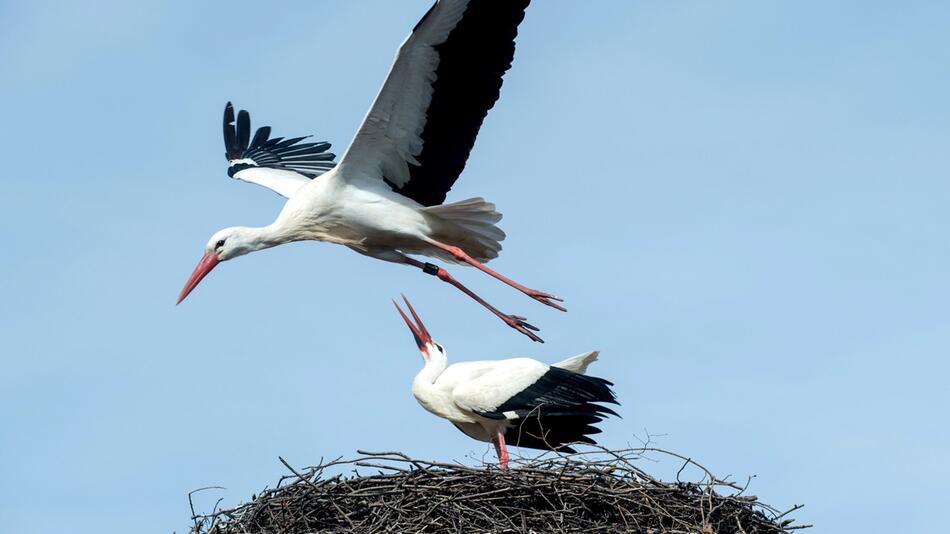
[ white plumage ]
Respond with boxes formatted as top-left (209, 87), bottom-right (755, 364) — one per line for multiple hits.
top-left (394, 297), bottom-right (619, 469)
top-left (229, 166), bottom-right (312, 199)
top-left (177, 0), bottom-right (563, 342)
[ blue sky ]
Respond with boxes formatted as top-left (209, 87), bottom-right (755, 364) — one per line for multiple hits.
top-left (1, 1), bottom-right (947, 532)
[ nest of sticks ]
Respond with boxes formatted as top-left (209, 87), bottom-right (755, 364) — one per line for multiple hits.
top-left (189, 448), bottom-right (808, 533)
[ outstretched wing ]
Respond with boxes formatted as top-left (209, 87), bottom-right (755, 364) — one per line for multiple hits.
top-left (338, 0), bottom-right (530, 206)
top-left (223, 102), bottom-right (336, 198)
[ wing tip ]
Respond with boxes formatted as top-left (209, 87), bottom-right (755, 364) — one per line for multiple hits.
top-left (223, 101), bottom-right (238, 160)
top-left (222, 102), bottom-right (337, 176)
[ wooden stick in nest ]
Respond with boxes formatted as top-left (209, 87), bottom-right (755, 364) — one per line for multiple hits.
top-left (188, 447), bottom-right (810, 534)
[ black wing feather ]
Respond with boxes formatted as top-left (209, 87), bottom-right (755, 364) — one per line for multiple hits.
top-left (236, 110), bottom-right (251, 154)
top-left (222, 102), bottom-right (336, 179)
top-left (474, 367), bottom-right (619, 453)
top-left (386, 0), bottom-right (531, 206)
top-left (484, 367), bottom-right (619, 418)
top-left (273, 136), bottom-right (308, 149)
top-left (223, 102), bottom-right (240, 160)
top-left (250, 126), bottom-right (270, 149)
top-left (505, 414), bottom-right (604, 453)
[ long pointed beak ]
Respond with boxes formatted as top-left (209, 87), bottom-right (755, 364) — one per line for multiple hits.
top-left (393, 295), bottom-right (432, 351)
top-left (177, 252), bottom-right (220, 304)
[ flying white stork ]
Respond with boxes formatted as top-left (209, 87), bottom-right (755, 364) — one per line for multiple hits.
top-left (394, 296), bottom-right (618, 469)
top-left (176, 0), bottom-right (564, 342)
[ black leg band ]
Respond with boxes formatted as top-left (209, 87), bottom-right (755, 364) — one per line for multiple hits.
top-left (423, 262), bottom-right (440, 276)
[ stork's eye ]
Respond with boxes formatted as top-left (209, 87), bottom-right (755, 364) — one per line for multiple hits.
top-left (215, 239), bottom-right (226, 249)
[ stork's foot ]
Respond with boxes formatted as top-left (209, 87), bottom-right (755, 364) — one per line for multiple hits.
top-left (503, 314), bottom-right (544, 343)
top-left (525, 289), bottom-right (566, 312)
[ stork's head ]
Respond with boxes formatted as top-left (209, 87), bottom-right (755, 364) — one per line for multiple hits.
top-left (176, 226), bottom-right (259, 304)
top-left (393, 295), bottom-right (445, 361)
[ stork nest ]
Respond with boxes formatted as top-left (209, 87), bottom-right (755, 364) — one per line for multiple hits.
top-left (188, 448), bottom-right (809, 533)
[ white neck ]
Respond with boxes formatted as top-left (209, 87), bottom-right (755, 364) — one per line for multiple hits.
top-left (411, 350), bottom-right (454, 419)
top-left (250, 222), bottom-right (297, 250)
top-left (413, 350), bottom-right (448, 386)
top-left (228, 222), bottom-right (299, 258)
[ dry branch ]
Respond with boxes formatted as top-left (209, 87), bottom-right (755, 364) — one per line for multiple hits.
top-left (189, 448), bottom-right (808, 533)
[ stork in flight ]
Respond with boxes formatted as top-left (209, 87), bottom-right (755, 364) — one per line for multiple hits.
top-left (394, 296), bottom-right (618, 469)
top-left (176, 0), bottom-right (564, 342)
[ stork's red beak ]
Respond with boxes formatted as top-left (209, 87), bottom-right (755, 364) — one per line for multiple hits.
top-left (177, 252), bottom-right (220, 304)
top-left (393, 295), bottom-right (432, 352)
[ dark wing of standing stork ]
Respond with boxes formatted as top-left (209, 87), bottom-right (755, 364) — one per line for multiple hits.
top-left (222, 102), bottom-right (336, 198)
top-left (339, 0), bottom-right (530, 206)
top-left (458, 366), bottom-right (619, 452)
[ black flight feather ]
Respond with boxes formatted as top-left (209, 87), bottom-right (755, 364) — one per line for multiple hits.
top-left (505, 413), bottom-right (606, 453)
top-left (236, 110), bottom-right (251, 154)
top-left (250, 126), bottom-right (271, 149)
top-left (223, 102), bottom-right (240, 160)
top-left (386, 0), bottom-right (531, 206)
top-left (474, 366), bottom-right (620, 453)
top-left (222, 102), bottom-right (337, 178)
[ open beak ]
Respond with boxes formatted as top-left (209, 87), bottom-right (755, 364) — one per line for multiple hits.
top-left (177, 252), bottom-right (220, 304)
top-left (393, 295), bottom-right (432, 352)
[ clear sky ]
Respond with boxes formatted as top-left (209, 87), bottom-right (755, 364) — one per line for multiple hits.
top-left (1, 1), bottom-right (947, 532)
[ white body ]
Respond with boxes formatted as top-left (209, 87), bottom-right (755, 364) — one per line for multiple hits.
top-left (210, 0), bottom-right (510, 265)
top-left (412, 349), bottom-right (601, 443)
top-left (182, 1), bottom-right (552, 341)
top-left (234, 168), bottom-right (502, 266)
top-left (272, 168), bottom-right (431, 249)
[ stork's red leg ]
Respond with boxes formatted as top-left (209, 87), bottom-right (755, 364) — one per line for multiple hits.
top-left (432, 266), bottom-right (544, 343)
top-left (402, 258), bottom-right (543, 343)
top-left (426, 240), bottom-right (566, 311)
top-left (492, 432), bottom-right (510, 470)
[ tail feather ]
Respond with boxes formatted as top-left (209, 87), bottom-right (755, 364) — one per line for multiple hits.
top-left (422, 197), bottom-right (506, 262)
top-left (553, 351), bottom-right (600, 375)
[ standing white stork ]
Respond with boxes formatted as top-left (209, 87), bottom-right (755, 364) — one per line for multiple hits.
top-left (394, 296), bottom-right (618, 469)
top-left (177, 0), bottom-right (564, 342)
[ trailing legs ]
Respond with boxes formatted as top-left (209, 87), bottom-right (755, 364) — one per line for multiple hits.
top-left (425, 240), bottom-right (566, 312)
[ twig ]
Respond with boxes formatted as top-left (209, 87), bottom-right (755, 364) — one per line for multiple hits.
top-left (187, 447), bottom-right (807, 534)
